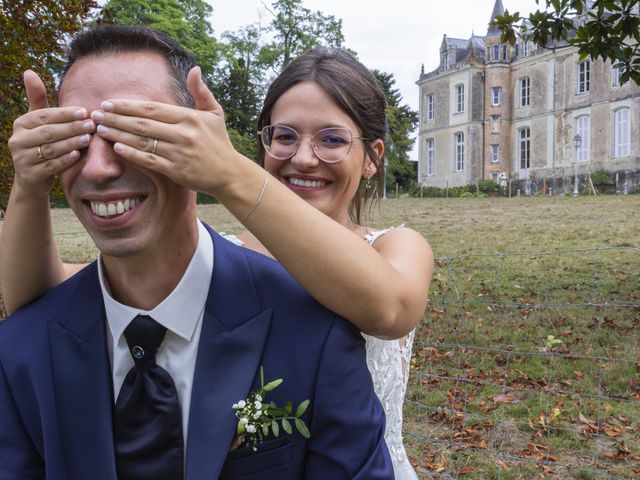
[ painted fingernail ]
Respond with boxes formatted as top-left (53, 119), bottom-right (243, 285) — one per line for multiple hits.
top-left (74, 108), bottom-right (87, 120)
top-left (101, 101), bottom-right (114, 111)
top-left (91, 110), bottom-right (105, 123)
top-left (114, 143), bottom-right (125, 154)
top-left (79, 134), bottom-right (91, 144)
top-left (82, 120), bottom-right (94, 132)
top-left (97, 125), bottom-right (109, 135)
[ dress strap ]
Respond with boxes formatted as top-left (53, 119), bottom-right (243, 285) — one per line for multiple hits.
top-left (363, 224), bottom-right (404, 246)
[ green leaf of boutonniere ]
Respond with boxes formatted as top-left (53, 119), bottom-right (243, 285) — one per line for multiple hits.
top-left (232, 366), bottom-right (311, 450)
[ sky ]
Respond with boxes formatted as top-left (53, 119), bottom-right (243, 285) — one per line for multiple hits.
top-left (207, 0), bottom-right (537, 159)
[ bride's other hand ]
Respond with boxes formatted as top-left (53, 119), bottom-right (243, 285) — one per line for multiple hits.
top-left (9, 70), bottom-right (93, 198)
top-left (91, 66), bottom-right (246, 196)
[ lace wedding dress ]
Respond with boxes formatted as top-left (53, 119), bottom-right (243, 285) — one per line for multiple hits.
top-left (363, 228), bottom-right (418, 480)
top-left (223, 228), bottom-right (417, 478)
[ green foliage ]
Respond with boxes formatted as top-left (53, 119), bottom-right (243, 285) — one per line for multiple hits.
top-left (228, 127), bottom-right (259, 161)
top-left (591, 169), bottom-right (613, 184)
top-left (477, 180), bottom-right (499, 193)
top-left (408, 181), bottom-right (502, 198)
top-left (494, 1), bottom-right (640, 85)
top-left (214, 25), bottom-right (268, 138)
top-left (0, 0), bottom-right (97, 201)
top-left (212, 1), bottom-right (346, 138)
top-left (261, 0), bottom-right (345, 71)
top-left (372, 71), bottom-right (419, 194)
top-left (98, 0), bottom-right (222, 78)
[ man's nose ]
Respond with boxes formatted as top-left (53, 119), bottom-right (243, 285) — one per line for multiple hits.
top-left (290, 138), bottom-right (321, 169)
top-left (81, 135), bottom-right (123, 183)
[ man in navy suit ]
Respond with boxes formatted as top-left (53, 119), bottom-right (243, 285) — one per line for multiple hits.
top-left (0, 25), bottom-right (392, 479)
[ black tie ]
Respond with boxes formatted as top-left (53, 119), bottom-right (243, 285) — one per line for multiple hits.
top-left (114, 315), bottom-right (184, 480)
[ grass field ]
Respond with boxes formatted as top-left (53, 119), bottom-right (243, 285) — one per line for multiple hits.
top-left (1, 195), bottom-right (639, 478)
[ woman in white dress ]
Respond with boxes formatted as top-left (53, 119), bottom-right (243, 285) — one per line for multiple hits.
top-left (1, 47), bottom-right (433, 478)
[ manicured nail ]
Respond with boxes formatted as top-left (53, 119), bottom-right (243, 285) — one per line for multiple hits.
top-left (70, 150), bottom-right (80, 159)
top-left (101, 101), bottom-right (114, 111)
top-left (114, 143), bottom-right (125, 154)
top-left (82, 120), bottom-right (94, 132)
top-left (79, 134), bottom-right (91, 144)
top-left (74, 108), bottom-right (87, 120)
top-left (97, 125), bottom-right (109, 135)
top-left (91, 110), bottom-right (105, 123)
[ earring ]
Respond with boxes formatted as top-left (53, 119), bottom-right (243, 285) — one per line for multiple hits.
top-left (365, 176), bottom-right (372, 190)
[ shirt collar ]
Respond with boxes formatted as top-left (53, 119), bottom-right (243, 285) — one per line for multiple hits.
top-left (99, 220), bottom-right (214, 344)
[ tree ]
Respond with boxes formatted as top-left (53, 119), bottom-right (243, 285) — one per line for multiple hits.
top-left (98, 0), bottom-right (222, 78)
top-left (372, 71), bottom-right (418, 194)
top-left (211, 0), bottom-right (348, 158)
top-left (260, 0), bottom-right (345, 72)
top-left (214, 24), bottom-right (268, 159)
top-left (494, 0), bottom-right (640, 85)
top-left (0, 0), bottom-right (97, 207)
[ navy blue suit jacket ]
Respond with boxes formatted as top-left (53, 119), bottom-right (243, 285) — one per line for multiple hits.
top-left (0, 225), bottom-right (393, 479)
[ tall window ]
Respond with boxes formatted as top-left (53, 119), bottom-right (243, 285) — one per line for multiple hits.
top-left (442, 52), bottom-right (449, 70)
top-left (518, 127), bottom-right (530, 169)
top-left (522, 41), bottom-right (529, 57)
top-left (613, 108), bottom-right (630, 157)
top-left (519, 77), bottom-right (530, 107)
top-left (491, 87), bottom-right (501, 106)
top-left (575, 115), bottom-right (590, 163)
top-left (455, 84), bottom-right (464, 113)
top-left (491, 144), bottom-right (500, 163)
top-left (454, 132), bottom-right (464, 171)
top-left (491, 115), bottom-right (500, 133)
top-left (577, 60), bottom-right (591, 93)
top-left (492, 44), bottom-right (500, 61)
top-left (612, 64), bottom-right (623, 87)
top-left (425, 93), bottom-right (434, 121)
top-left (426, 138), bottom-right (435, 176)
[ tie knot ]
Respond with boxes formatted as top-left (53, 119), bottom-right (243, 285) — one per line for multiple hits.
top-left (123, 315), bottom-right (167, 370)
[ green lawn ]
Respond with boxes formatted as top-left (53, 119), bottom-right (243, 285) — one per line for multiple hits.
top-left (1, 195), bottom-right (639, 478)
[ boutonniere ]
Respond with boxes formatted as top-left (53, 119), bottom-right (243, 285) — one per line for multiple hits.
top-left (232, 367), bottom-right (310, 451)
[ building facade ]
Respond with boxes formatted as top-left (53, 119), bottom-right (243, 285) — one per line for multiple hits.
top-left (416, 0), bottom-right (640, 194)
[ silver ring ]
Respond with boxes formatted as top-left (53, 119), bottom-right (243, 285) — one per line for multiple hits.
top-left (151, 138), bottom-right (159, 155)
top-left (37, 145), bottom-right (44, 159)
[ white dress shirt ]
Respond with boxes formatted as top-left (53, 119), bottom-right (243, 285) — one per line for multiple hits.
top-left (98, 220), bottom-right (213, 447)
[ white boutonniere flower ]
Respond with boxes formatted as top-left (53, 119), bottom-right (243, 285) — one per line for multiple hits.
top-left (232, 367), bottom-right (310, 451)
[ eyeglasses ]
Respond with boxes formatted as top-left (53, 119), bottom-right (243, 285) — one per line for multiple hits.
top-left (258, 125), bottom-right (367, 164)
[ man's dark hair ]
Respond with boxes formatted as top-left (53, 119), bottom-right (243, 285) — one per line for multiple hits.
top-left (60, 24), bottom-right (196, 107)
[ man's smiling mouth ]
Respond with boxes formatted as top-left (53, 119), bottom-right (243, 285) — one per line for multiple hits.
top-left (90, 197), bottom-right (143, 218)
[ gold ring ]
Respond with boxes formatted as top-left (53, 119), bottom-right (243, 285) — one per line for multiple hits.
top-left (151, 138), bottom-right (158, 155)
top-left (37, 145), bottom-right (44, 159)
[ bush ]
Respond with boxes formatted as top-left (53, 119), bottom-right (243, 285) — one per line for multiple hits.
top-left (459, 191), bottom-right (474, 198)
top-left (591, 169), bottom-right (612, 185)
top-left (477, 180), bottom-right (499, 193)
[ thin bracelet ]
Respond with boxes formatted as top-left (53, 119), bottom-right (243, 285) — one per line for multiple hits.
top-left (241, 172), bottom-right (269, 223)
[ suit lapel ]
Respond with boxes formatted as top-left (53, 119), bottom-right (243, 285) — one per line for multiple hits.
top-left (48, 264), bottom-right (117, 479)
top-left (186, 228), bottom-right (273, 480)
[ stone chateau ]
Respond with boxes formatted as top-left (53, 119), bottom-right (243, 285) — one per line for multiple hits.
top-left (416, 0), bottom-right (640, 194)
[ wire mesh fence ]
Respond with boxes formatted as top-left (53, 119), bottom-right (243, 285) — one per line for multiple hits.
top-left (406, 247), bottom-right (640, 479)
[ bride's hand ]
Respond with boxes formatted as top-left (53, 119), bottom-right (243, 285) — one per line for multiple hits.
top-left (91, 66), bottom-right (247, 196)
top-left (8, 70), bottom-right (94, 197)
